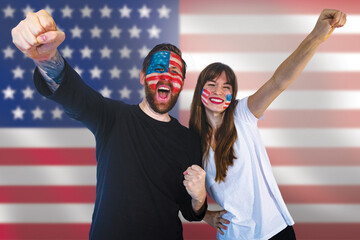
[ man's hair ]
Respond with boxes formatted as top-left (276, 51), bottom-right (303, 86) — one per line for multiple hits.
top-left (142, 43), bottom-right (187, 79)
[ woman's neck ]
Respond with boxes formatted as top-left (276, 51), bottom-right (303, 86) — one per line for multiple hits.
top-left (205, 108), bottom-right (224, 131)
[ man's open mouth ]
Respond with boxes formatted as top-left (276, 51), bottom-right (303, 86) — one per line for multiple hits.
top-left (156, 85), bottom-right (171, 101)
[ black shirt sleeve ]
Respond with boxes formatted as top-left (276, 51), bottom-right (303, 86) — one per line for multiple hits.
top-left (33, 59), bottom-right (117, 138)
top-left (179, 131), bottom-right (207, 221)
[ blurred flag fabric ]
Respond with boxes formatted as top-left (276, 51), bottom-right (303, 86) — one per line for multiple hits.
top-left (1, 0), bottom-right (360, 239)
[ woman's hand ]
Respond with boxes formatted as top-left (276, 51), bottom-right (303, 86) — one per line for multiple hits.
top-left (203, 210), bottom-right (230, 235)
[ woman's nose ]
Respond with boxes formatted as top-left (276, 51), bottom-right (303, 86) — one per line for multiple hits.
top-left (213, 85), bottom-right (224, 94)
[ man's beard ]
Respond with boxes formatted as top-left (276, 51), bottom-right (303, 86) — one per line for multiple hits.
top-left (144, 82), bottom-right (180, 114)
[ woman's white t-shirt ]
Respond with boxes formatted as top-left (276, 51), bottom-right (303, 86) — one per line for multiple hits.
top-left (205, 97), bottom-right (294, 240)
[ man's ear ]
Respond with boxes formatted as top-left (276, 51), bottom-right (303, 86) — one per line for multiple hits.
top-left (140, 71), bottom-right (145, 85)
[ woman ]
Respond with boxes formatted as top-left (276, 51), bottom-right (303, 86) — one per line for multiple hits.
top-left (189, 9), bottom-right (346, 240)
top-left (189, 62), bottom-right (295, 240)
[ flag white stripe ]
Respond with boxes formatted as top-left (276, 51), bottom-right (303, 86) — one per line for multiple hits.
top-left (261, 128), bottom-right (360, 147)
top-left (287, 204), bottom-right (360, 223)
top-left (0, 128), bottom-right (95, 147)
top-left (180, 15), bottom-right (360, 34)
top-left (1, 203), bottom-right (359, 223)
top-left (179, 90), bottom-right (360, 110)
top-left (1, 128), bottom-right (360, 147)
top-left (273, 167), bottom-right (360, 185)
top-left (183, 52), bottom-right (360, 72)
top-left (0, 204), bottom-right (94, 223)
top-left (1, 166), bottom-right (360, 185)
top-left (0, 166), bottom-right (96, 185)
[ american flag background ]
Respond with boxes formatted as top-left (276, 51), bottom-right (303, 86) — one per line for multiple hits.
top-left (1, 0), bottom-right (360, 239)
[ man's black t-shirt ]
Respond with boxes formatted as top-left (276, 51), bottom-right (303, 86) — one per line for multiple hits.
top-left (33, 60), bottom-right (206, 239)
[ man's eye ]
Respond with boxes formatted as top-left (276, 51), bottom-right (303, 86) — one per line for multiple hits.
top-left (171, 70), bottom-right (179, 74)
top-left (155, 68), bottom-right (164, 72)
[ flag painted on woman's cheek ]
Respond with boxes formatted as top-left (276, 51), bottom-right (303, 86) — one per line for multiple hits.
top-left (201, 88), bottom-right (210, 105)
top-left (223, 94), bottom-right (232, 109)
top-left (145, 51), bottom-right (183, 93)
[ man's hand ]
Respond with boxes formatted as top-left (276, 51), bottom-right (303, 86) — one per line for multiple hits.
top-left (11, 10), bottom-right (65, 62)
top-left (183, 165), bottom-right (206, 212)
top-left (203, 210), bottom-right (229, 235)
top-left (311, 9), bottom-right (346, 42)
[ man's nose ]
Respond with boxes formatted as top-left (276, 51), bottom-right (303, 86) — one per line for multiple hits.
top-left (159, 73), bottom-right (171, 81)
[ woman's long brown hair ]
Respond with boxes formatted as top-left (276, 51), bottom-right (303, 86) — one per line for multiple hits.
top-left (189, 63), bottom-right (238, 183)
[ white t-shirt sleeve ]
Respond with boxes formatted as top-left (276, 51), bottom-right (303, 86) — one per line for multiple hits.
top-left (234, 96), bottom-right (262, 125)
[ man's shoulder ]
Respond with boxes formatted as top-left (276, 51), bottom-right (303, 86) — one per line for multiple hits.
top-left (171, 119), bottom-right (201, 146)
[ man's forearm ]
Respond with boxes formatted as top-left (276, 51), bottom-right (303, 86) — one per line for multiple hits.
top-left (272, 33), bottom-right (323, 91)
top-left (34, 50), bottom-right (65, 92)
top-left (191, 195), bottom-right (207, 214)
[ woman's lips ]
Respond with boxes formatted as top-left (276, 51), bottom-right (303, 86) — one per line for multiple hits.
top-left (209, 97), bottom-right (224, 104)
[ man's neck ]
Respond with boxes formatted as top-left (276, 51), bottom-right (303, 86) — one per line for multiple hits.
top-left (139, 99), bottom-right (171, 122)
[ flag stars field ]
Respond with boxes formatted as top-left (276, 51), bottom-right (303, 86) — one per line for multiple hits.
top-left (70, 26), bottom-right (83, 39)
top-left (138, 5), bottom-right (151, 18)
top-left (2, 5), bottom-right (15, 18)
top-left (61, 5), bottom-right (73, 18)
top-left (109, 25), bottom-right (122, 38)
top-left (119, 86), bottom-right (132, 99)
top-left (61, 46), bottom-right (74, 59)
top-left (80, 5), bottom-right (93, 18)
top-left (2, 86), bottom-right (16, 100)
top-left (22, 86), bottom-right (35, 100)
top-left (119, 5), bottom-right (132, 18)
top-left (32, 107), bottom-right (44, 120)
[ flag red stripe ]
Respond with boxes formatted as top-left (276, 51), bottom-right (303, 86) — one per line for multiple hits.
top-left (180, 0), bottom-right (359, 14)
top-left (182, 223), bottom-right (360, 240)
top-left (267, 148), bottom-right (360, 166)
top-left (0, 223), bottom-right (358, 240)
top-left (2, 147), bottom-right (359, 166)
top-left (258, 110), bottom-right (360, 128)
top-left (1, 186), bottom-right (359, 204)
top-left (180, 110), bottom-right (360, 128)
top-left (0, 186), bottom-right (95, 203)
top-left (181, 35), bottom-right (360, 52)
top-left (280, 186), bottom-right (360, 204)
top-left (0, 224), bottom-right (90, 240)
top-left (183, 72), bottom-right (360, 90)
top-left (0, 148), bottom-right (96, 165)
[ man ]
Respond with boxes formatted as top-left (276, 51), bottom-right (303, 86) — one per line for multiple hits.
top-left (11, 10), bottom-right (207, 240)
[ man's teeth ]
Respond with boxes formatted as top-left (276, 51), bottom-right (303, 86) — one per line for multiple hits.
top-left (158, 87), bottom-right (170, 92)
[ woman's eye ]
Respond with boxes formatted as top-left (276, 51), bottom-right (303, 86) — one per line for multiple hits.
top-left (155, 68), bottom-right (164, 72)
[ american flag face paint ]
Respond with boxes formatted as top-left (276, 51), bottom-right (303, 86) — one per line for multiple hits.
top-left (223, 94), bottom-right (232, 109)
top-left (145, 51), bottom-right (183, 94)
top-left (201, 88), bottom-right (210, 106)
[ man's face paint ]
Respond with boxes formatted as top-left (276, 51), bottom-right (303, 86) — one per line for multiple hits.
top-left (201, 88), bottom-right (232, 110)
top-left (145, 51), bottom-right (183, 94)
